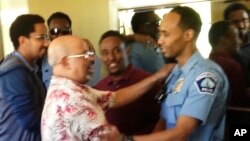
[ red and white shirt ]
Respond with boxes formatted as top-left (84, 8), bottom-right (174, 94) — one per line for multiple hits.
top-left (41, 76), bottom-right (115, 141)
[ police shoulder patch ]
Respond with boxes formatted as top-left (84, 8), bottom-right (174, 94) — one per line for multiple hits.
top-left (194, 72), bottom-right (218, 95)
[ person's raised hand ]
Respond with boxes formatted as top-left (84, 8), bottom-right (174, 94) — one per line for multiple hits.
top-left (153, 63), bottom-right (175, 82)
top-left (96, 124), bottom-right (120, 141)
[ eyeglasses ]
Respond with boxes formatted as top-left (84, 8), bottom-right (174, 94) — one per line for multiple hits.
top-left (49, 27), bottom-right (72, 36)
top-left (66, 51), bottom-right (95, 59)
top-left (29, 34), bottom-right (50, 41)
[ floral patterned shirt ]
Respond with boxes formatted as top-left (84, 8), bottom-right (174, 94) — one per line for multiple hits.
top-left (41, 76), bottom-right (115, 141)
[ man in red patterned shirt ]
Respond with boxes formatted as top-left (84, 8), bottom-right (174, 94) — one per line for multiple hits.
top-left (41, 35), bottom-right (174, 141)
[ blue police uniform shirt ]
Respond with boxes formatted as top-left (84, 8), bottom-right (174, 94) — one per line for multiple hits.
top-left (128, 42), bottom-right (165, 73)
top-left (161, 51), bottom-right (229, 141)
top-left (42, 56), bottom-right (52, 89)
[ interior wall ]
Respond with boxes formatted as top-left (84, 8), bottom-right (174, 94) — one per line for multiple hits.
top-left (0, 0), bottom-right (29, 58)
top-left (28, 0), bottom-right (109, 55)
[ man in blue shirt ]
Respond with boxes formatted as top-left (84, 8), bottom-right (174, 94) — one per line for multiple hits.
top-left (41, 12), bottom-right (102, 88)
top-left (99, 6), bottom-right (229, 141)
top-left (40, 12), bottom-right (72, 89)
top-left (128, 11), bottom-right (165, 73)
top-left (0, 14), bottom-right (48, 141)
top-left (134, 6), bottom-right (229, 141)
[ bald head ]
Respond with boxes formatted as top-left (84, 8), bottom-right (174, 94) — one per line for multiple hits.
top-left (48, 35), bottom-right (95, 83)
top-left (48, 35), bottom-right (88, 66)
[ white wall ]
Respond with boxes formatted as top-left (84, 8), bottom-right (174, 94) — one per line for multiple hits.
top-left (0, 0), bottom-right (29, 57)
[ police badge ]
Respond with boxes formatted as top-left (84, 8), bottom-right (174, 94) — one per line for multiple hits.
top-left (173, 78), bottom-right (184, 93)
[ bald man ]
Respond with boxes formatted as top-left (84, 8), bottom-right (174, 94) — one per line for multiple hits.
top-left (41, 35), bottom-right (174, 141)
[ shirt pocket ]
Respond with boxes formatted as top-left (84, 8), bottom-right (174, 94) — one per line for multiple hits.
top-left (165, 93), bottom-right (186, 125)
top-left (166, 93), bottom-right (185, 107)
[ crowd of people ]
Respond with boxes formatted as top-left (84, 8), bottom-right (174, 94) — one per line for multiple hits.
top-left (0, 2), bottom-right (250, 141)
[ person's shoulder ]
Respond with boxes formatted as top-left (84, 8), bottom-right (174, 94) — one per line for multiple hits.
top-left (191, 63), bottom-right (228, 96)
top-left (192, 58), bottom-right (227, 80)
top-left (0, 55), bottom-right (29, 77)
top-left (196, 58), bottom-right (221, 69)
top-left (128, 41), bottom-right (144, 46)
top-left (128, 42), bottom-right (145, 51)
top-left (95, 76), bottom-right (112, 89)
top-left (0, 67), bottom-right (31, 89)
top-left (130, 65), bottom-right (152, 77)
top-left (1, 54), bottom-right (23, 68)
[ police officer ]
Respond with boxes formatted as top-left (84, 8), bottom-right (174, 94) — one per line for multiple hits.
top-left (97, 6), bottom-right (229, 141)
top-left (135, 6), bottom-right (229, 141)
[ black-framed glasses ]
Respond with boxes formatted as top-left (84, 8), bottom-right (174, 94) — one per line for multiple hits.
top-left (29, 34), bottom-right (50, 41)
top-left (49, 27), bottom-right (72, 36)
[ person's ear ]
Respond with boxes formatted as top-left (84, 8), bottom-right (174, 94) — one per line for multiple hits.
top-left (59, 57), bottom-right (70, 69)
top-left (184, 29), bottom-right (195, 41)
top-left (18, 35), bottom-right (28, 47)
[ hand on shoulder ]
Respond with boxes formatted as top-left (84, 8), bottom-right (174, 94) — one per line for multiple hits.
top-left (154, 63), bottom-right (175, 82)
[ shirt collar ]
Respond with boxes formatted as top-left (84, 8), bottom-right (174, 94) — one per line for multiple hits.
top-left (178, 51), bottom-right (202, 75)
top-left (12, 51), bottom-right (34, 71)
top-left (50, 75), bottom-right (87, 88)
top-left (107, 64), bottom-right (135, 85)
